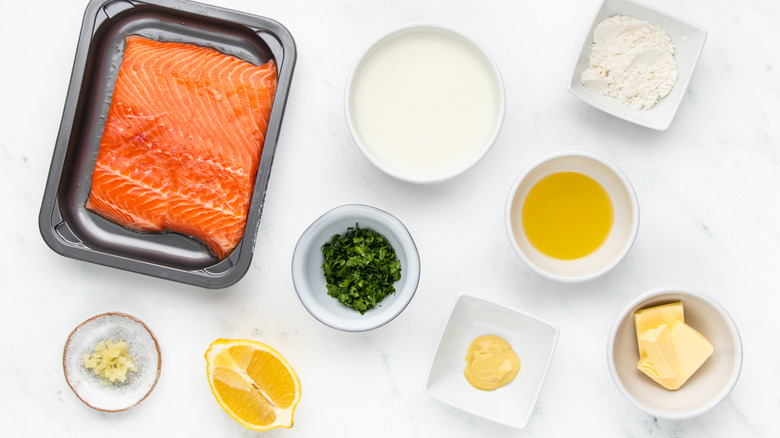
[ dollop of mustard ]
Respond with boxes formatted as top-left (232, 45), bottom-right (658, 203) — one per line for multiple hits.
top-left (464, 335), bottom-right (521, 391)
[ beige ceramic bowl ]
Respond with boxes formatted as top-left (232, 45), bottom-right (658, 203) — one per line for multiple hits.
top-left (505, 151), bottom-right (639, 282)
top-left (608, 289), bottom-right (742, 419)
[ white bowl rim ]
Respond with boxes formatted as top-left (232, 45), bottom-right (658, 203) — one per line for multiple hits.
top-left (504, 150), bottom-right (640, 282)
top-left (344, 23), bottom-right (506, 184)
top-left (291, 204), bottom-right (421, 332)
top-left (606, 287), bottom-right (743, 419)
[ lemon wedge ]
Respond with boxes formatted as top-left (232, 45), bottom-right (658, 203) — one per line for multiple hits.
top-left (205, 339), bottom-right (301, 431)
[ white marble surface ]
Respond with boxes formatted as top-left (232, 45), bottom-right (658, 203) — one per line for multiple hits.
top-left (2, 0), bottom-right (779, 436)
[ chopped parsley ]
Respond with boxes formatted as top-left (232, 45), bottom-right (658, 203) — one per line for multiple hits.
top-left (321, 224), bottom-right (402, 314)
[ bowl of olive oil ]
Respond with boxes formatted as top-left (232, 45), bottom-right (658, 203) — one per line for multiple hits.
top-left (505, 151), bottom-right (639, 282)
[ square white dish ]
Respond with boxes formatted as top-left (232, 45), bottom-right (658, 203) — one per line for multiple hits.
top-left (568, 0), bottom-right (707, 130)
top-left (425, 295), bottom-right (559, 428)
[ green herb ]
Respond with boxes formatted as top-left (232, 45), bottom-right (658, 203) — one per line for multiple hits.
top-left (321, 224), bottom-right (402, 314)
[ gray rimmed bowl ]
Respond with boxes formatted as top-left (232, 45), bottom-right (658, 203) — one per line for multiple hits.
top-left (291, 204), bottom-right (420, 331)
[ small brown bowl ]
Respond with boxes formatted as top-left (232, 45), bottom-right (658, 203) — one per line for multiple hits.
top-left (63, 312), bottom-right (161, 412)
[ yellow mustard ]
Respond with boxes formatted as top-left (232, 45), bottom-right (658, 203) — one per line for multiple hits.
top-left (464, 335), bottom-right (521, 391)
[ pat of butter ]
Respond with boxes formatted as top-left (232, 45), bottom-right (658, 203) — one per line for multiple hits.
top-left (669, 321), bottom-right (714, 387)
top-left (637, 321), bottom-right (713, 390)
top-left (638, 324), bottom-right (680, 378)
top-left (634, 301), bottom-right (684, 356)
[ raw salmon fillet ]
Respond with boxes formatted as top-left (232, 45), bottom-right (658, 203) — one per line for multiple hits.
top-left (86, 36), bottom-right (278, 260)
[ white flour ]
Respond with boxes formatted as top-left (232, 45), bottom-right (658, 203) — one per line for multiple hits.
top-left (581, 15), bottom-right (677, 110)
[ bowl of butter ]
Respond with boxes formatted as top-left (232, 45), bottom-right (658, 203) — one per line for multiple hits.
top-left (608, 289), bottom-right (742, 419)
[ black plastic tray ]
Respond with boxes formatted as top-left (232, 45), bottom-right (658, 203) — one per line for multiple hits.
top-left (39, 0), bottom-right (296, 288)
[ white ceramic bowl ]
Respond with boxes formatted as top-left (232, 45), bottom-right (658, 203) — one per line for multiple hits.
top-left (568, 0), bottom-right (707, 130)
top-left (291, 204), bottom-right (420, 331)
top-left (63, 312), bottom-right (161, 412)
top-left (345, 24), bottom-right (505, 183)
top-left (608, 288), bottom-right (743, 419)
top-left (425, 295), bottom-right (558, 428)
top-left (505, 151), bottom-right (639, 282)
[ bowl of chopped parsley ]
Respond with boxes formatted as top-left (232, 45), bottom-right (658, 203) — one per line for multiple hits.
top-left (291, 204), bottom-right (420, 331)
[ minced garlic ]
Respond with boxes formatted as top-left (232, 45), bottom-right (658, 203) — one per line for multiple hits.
top-left (82, 339), bottom-right (138, 385)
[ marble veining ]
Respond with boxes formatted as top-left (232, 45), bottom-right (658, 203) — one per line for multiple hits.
top-left (1, 0), bottom-right (779, 436)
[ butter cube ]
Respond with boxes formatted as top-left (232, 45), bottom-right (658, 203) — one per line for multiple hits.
top-left (637, 321), bottom-right (713, 390)
top-left (634, 302), bottom-right (684, 357)
top-left (637, 355), bottom-right (666, 383)
top-left (668, 322), bottom-right (713, 388)
top-left (638, 324), bottom-right (680, 378)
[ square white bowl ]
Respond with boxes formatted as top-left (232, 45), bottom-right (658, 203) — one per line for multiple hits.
top-left (425, 295), bottom-right (559, 428)
top-left (568, 0), bottom-right (707, 130)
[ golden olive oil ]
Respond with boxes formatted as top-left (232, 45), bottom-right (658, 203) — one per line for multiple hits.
top-left (521, 172), bottom-right (613, 260)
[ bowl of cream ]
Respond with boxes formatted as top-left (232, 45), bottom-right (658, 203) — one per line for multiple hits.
top-left (345, 24), bottom-right (505, 184)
